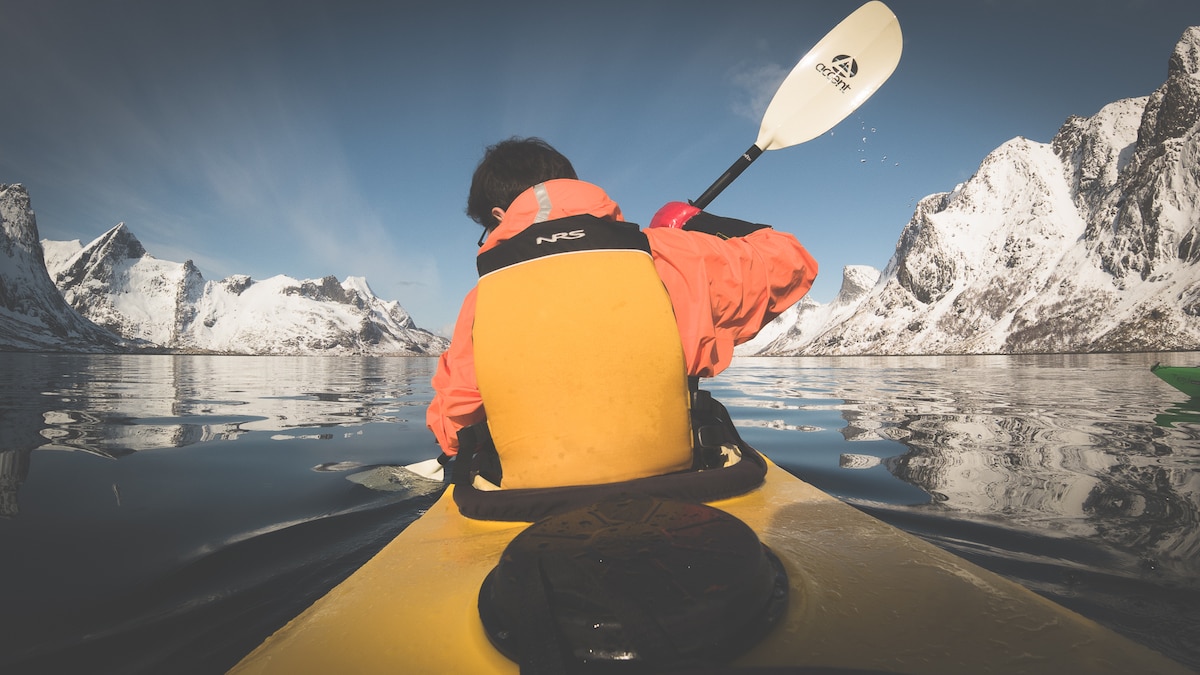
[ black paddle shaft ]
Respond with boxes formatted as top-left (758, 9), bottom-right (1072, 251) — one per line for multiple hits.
top-left (691, 144), bottom-right (765, 209)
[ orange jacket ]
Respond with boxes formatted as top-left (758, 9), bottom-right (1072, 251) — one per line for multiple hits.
top-left (426, 179), bottom-right (817, 455)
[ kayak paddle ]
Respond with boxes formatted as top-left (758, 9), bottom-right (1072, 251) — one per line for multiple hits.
top-left (692, 0), bottom-right (903, 209)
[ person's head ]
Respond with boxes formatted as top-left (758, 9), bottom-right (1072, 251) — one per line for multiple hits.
top-left (466, 137), bottom-right (577, 232)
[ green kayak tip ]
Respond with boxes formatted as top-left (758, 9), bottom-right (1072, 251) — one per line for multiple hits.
top-left (1152, 363), bottom-right (1200, 398)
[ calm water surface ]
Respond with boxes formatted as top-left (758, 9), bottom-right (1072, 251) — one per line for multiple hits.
top-left (1, 352), bottom-right (1197, 673)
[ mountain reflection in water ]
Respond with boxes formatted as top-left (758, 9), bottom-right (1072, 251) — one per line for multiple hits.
top-left (0, 352), bottom-right (1197, 672)
top-left (713, 353), bottom-right (1200, 668)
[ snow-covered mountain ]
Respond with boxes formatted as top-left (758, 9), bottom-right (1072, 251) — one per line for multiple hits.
top-left (750, 26), bottom-right (1200, 356)
top-left (175, 272), bottom-right (446, 355)
top-left (41, 224), bottom-right (447, 355)
top-left (0, 184), bottom-right (133, 352)
top-left (1, 185), bottom-right (446, 355)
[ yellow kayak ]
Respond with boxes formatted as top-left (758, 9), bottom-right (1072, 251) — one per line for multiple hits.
top-left (231, 400), bottom-right (1189, 674)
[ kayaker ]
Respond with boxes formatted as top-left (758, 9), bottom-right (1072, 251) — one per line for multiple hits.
top-left (426, 137), bottom-right (817, 488)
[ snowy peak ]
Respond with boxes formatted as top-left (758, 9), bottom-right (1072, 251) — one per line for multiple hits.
top-left (49, 222), bottom-right (205, 346)
top-left (833, 265), bottom-right (879, 304)
top-left (54, 222), bottom-right (146, 288)
top-left (41, 238), bottom-right (83, 275)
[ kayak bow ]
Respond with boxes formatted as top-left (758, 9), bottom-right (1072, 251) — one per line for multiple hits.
top-left (230, 394), bottom-right (1189, 674)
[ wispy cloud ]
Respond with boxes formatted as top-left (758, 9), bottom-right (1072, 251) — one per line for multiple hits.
top-left (728, 61), bottom-right (791, 123)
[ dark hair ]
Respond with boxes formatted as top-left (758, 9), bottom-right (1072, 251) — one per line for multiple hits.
top-left (466, 137), bottom-right (577, 230)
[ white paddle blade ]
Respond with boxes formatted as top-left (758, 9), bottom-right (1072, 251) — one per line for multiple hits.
top-left (756, 1), bottom-right (903, 151)
top-left (402, 457), bottom-right (444, 481)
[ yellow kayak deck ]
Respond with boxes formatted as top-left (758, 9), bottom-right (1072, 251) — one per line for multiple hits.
top-left (232, 459), bottom-right (1188, 674)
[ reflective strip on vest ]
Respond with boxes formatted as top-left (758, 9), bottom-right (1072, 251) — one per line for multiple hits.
top-left (532, 183), bottom-right (553, 224)
top-left (473, 214), bottom-right (693, 489)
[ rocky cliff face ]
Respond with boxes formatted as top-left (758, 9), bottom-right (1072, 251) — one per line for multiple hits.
top-left (0, 185), bottom-right (131, 352)
top-left (752, 27), bottom-right (1200, 356)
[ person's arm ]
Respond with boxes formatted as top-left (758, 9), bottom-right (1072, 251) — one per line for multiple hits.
top-left (647, 210), bottom-right (817, 376)
top-left (703, 226), bottom-right (817, 340)
top-left (425, 287), bottom-right (485, 456)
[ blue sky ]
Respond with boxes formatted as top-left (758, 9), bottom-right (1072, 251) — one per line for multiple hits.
top-left (2, 0), bottom-right (1196, 336)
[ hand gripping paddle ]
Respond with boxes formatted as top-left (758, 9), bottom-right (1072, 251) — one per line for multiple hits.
top-left (691, 1), bottom-right (903, 209)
